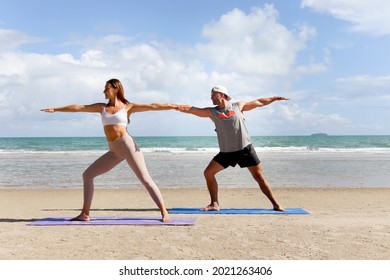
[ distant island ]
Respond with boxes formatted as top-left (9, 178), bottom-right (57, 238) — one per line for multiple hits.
top-left (310, 133), bottom-right (328, 136)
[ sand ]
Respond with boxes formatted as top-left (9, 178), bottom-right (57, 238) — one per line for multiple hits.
top-left (0, 187), bottom-right (389, 260)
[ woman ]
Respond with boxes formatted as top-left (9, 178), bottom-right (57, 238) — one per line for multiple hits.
top-left (41, 79), bottom-right (175, 222)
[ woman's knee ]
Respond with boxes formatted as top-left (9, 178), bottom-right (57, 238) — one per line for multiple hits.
top-left (135, 173), bottom-right (154, 188)
top-left (82, 169), bottom-right (95, 182)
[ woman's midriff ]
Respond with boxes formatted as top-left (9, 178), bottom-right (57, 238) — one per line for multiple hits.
top-left (104, 125), bottom-right (128, 142)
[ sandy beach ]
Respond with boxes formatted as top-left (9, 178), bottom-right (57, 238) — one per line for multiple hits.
top-left (1, 187), bottom-right (389, 260)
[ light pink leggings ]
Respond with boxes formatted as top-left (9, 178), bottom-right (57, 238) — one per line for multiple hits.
top-left (82, 134), bottom-right (165, 208)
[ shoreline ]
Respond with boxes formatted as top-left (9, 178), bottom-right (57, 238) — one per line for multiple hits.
top-left (1, 188), bottom-right (389, 260)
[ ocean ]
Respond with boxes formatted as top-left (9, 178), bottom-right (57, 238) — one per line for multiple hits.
top-left (1, 135), bottom-right (389, 189)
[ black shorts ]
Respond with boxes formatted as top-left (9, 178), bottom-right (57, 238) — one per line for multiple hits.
top-left (213, 144), bottom-right (260, 169)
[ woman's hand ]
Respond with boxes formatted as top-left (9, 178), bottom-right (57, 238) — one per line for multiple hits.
top-left (40, 108), bottom-right (55, 113)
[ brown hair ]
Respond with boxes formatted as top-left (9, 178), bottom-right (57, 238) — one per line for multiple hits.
top-left (106, 79), bottom-right (130, 104)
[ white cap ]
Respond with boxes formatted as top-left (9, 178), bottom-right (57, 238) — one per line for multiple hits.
top-left (211, 85), bottom-right (231, 101)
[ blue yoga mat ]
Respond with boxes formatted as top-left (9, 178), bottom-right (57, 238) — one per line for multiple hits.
top-left (29, 216), bottom-right (196, 226)
top-left (169, 207), bottom-right (309, 214)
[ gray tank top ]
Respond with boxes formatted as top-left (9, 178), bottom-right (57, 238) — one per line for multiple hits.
top-left (210, 102), bottom-right (252, 152)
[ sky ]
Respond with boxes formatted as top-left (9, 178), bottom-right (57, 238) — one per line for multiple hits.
top-left (0, 0), bottom-right (389, 137)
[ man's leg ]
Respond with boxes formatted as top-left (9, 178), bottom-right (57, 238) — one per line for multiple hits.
top-left (247, 164), bottom-right (284, 211)
top-left (203, 160), bottom-right (225, 211)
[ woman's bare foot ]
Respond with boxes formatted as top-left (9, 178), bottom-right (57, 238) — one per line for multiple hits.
top-left (70, 213), bottom-right (90, 221)
top-left (202, 202), bottom-right (220, 211)
top-left (161, 211), bottom-right (170, 222)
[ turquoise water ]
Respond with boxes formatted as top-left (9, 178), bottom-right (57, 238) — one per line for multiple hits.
top-left (1, 135), bottom-right (390, 189)
top-left (1, 135), bottom-right (390, 153)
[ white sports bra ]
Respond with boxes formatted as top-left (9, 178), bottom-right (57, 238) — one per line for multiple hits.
top-left (101, 106), bottom-right (128, 127)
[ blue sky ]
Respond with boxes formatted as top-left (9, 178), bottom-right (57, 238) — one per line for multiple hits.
top-left (0, 0), bottom-right (389, 136)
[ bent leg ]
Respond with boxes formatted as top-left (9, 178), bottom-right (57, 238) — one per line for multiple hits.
top-left (71, 151), bottom-right (123, 221)
top-left (203, 160), bottom-right (225, 211)
top-left (247, 164), bottom-right (284, 211)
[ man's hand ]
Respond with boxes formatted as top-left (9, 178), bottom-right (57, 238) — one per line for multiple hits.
top-left (272, 96), bottom-right (289, 101)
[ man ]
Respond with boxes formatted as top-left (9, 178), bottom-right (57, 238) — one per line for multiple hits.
top-left (178, 85), bottom-right (288, 211)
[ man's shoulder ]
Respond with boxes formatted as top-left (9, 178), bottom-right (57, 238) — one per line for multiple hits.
top-left (231, 102), bottom-right (242, 111)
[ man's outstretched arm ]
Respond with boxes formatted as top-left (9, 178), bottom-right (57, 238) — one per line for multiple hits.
top-left (240, 96), bottom-right (289, 112)
top-left (177, 105), bottom-right (212, 118)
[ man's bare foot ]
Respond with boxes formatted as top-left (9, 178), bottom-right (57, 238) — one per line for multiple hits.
top-left (202, 203), bottom-right (220, 211)
top-left (70, 213), bottom-right (90, 221)
top-left (273, 204), bottom-right (284, 211)
top-left (161, 211), bottom-right (171, 222)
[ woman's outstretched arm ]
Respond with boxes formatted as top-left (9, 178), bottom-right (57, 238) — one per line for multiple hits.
top-left (40, 103), bottom-right (104, 113)
top-left (127, 103), bottom-right (178, 113)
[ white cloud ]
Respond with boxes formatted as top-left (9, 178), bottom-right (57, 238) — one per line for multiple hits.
top-left (197, 4), bottom-right (315, 77)
top-left (0, 31), bottom-right (209, 136)
top-left (4, 2), bottom-right (383, 137)
top-left (238, 101), bottom-right (351, 135)
top-left (0, 28), bottom-right (45, 52)
top-left (279, 103), bottom-right (348, 125)
top-left (274, 103), bottom-right (350, 134)
top-left (335, 75), bottom-right (390, 99)
top-left (301, 0), bottom-right (390, 36)
top-left (80, 50), bottom-right (106, 67)
top-left (296, 47), bottom-right (331, 74)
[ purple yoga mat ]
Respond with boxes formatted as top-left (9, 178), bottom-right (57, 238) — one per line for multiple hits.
top-left (29, 216), bottom-right (196, 226)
